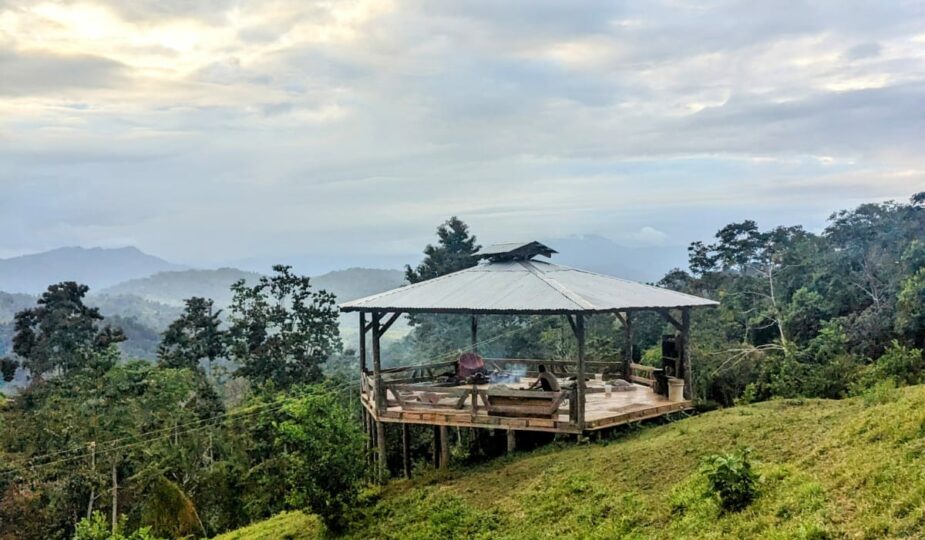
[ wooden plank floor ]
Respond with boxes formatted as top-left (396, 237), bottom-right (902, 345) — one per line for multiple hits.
top-left (364, 377), bottom-right (691, 434)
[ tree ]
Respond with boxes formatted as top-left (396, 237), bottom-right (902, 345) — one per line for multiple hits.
top-left (0, 356), bottom-right (202, 539)
top-left (226, 265), bottom-right (341, 389)
top-left (158, 297), bottom-right (225, 373)
top-left (13, 282), bottom-right (125, 379)
top-left (896, 268), bottom-right (925, 348)
top-left (275, 386), bottom-right (366, 532)
top-left (405, 216), bottom-right (480, 283)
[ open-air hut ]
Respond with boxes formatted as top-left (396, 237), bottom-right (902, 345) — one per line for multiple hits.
top-left (340, 241), bottom-right (718, 479)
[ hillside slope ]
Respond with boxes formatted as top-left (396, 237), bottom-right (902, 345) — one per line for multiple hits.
top-left (217, 386), bottom-right (925, 539)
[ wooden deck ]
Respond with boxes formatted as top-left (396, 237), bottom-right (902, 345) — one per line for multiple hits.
top-left (362, 374), bottom-right (692, 434)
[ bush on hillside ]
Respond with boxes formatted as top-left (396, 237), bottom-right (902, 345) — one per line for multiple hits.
top-left (851, 341), bottom-right (925, 394)
top-left (700, 448), bottom-right (759, 512)
top-left (275, 386), bottom-right (366, 533)
top-left (73, 512), bottom-right (164, 540)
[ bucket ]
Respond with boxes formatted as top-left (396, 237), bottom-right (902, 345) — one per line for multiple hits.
top-left (667, 377), bottom-right (685, 402)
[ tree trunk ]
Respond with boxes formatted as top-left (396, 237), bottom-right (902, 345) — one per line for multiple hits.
top-left (111, 462), bottom-right (118, 533)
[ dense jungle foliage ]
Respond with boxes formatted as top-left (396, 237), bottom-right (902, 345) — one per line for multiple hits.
top-left (0, 194), bottom-right (922, 538)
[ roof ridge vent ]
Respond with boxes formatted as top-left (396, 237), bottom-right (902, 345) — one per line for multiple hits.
top-left (477, 241), bottom-right (557, 262)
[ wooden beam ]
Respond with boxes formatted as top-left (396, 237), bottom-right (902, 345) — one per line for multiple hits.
top-left (506, 430), bottom-right (516, 453)
top-left (376, 420), bottom-right (387, 483)
top-left (366, 409), bottom-right (375, 467)
top-left (623, 311), bottom-right (633, 382)
top-left (372, 312), bottom-right (385, 413)
top-left (470, 315), bottom-right (478, 353)
top-left (657, 309), bottom-right (683, 330)
top-left (359, 312), bottom-right (367, 374)
top-left (401, 424), bottom-right (411, 479)
top-left (575, 313), bottom-right (586, 430)
top-left (380, 311), bottom-right (402, 336)
top-left (614, 312), bottom-right (626, 325)
top-left (439, 426), bottom-right (450, 469)
top-left (680, 307), bottom-right (693, 400)
top-left (565, 314), bottom-right (577, 336)
top-left (432, 426), bottom-right (440, 468)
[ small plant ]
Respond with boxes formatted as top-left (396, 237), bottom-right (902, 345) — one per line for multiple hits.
top-left (700, 448), bottom-right (760, 512)
top-left (860, 379), bottom-right (899, 406)
top-left (73, 512), bottom-right (164, 540)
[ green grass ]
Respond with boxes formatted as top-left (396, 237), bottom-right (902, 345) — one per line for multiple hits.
top-left (218, 385), bottom-right (925, 539)
top-left (212, 512), bottom-right (320, 540)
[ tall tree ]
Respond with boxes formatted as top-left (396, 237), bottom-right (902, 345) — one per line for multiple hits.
top-left (12, 282), bottom-right (125, 379)
top-left (158, 297), bottom-right (224, 373)
top-left (226, 265), bottom-right (341, 389)
top-left (405, 216), bottom-right (480, 283)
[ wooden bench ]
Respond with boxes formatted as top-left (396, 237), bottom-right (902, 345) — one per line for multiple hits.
top-left (483, 388), bottom-right (567, 418)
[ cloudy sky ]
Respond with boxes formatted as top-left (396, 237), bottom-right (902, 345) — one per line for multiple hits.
top-left (1, 0), bottom-right (923, 270)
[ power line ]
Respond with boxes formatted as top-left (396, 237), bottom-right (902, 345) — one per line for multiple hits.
top-left (0, 401), bottom-right (291, 479)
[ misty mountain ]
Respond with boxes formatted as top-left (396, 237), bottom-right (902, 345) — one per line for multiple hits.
top-left (99, 266), bottom-right (404, 308)
top-left (311, 267), bottom-right (406, 303)
top-left (100, 268), bottom-right (263, 307)
top-left (541, 235), bottom-right (688, 283)
top-left (0, 246), bottom-right (186, 294)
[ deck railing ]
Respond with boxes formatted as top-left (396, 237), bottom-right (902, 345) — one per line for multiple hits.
top-left (362, 357), bottom-right (629, 425)
top-left (629, 363), bottom-right (659, 386)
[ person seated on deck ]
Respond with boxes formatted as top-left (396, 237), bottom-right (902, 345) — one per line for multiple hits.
top-left (528, 364), bottom-right (560, 392)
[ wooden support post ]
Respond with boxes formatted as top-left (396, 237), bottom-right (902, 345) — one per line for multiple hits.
top-left (470, 315), bottom-right (478, 353)
top-left (377, 420), bottom-right (387, 483)
top-left (439, 425), bottom-right (449, 469)
top-left (372, 312), bottom-right (385, 413)
top-left (680, 308), bottom-right (693, 400)
top-left (359, 312), bottom-right (367, 374)
top-left (623, 311), bottom-right (633, 382)
top-left (506, 430), bottom-right (516, 453)
top-left (576, 313), bottom-right (587, 430)
top-left (401, 424), bottom-right (411, 479)
top-left (432, 426), bottom-right (440, 468)
top-left (366, 411), bottom-right (374, 467)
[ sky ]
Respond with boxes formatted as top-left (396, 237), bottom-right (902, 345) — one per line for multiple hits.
top-left (1, 0), bottom-right (923, 270)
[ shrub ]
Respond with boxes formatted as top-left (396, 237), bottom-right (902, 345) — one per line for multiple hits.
top-left (850, 341), bottom-right (925, 395)
top-left (859, 379), bottom-right (899, 407)
top-left (73, 512), bottom-right (164, 540)
top-left (700, 448), bottom-right (760, 512)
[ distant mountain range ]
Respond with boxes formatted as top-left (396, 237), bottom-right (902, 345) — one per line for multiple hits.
top-left (0, 246), bottom-right (186, 294)
top-left (0, 238), bottom-right (687, 366)
top-left (98, 267), bottom-right (406, 309)
top-left (543, 235), bottom-right (688, 283)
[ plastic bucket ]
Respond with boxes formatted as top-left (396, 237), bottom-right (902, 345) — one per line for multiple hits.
top-left (667, 377), bottom-right (685, 401)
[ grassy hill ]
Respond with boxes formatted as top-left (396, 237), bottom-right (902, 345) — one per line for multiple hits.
top-left (216, 385), bottom-right (925, 539)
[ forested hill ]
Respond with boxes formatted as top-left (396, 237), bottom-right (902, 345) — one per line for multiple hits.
top-left (99, 267), bottom-right (405, 307)
top-left (99, 268), bottom-right (264, 307)
top-left (218, 385), bottom-right (925, 540)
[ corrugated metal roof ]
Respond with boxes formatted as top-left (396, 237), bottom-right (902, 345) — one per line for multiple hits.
top-left (340, 260), bottom-right (718, 314)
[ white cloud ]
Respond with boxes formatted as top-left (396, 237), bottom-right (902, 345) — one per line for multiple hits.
top-left (0, 0), bottom-right (923, 267)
